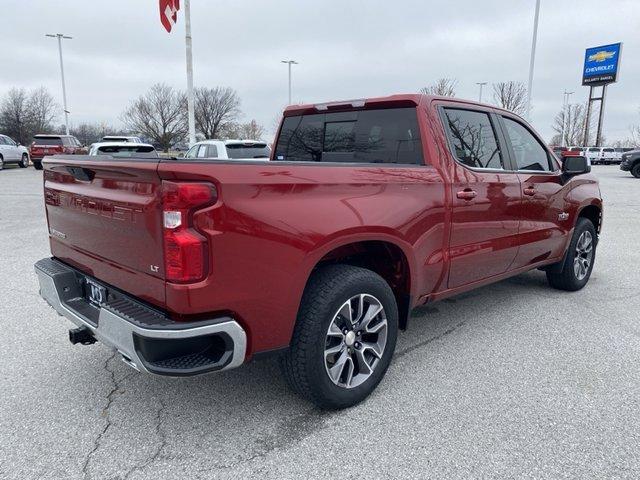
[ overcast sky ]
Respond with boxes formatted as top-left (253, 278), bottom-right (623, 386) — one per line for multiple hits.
top-left (2, 0), bottom-right (638, 142)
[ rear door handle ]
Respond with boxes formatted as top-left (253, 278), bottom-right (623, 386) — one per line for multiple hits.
top-left (456, 189), bottom-right (477, 200)
top-left (523, 187), bottom-right (536, 196)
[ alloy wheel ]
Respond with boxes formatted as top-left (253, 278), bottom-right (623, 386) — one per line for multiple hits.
top-left (324, 294), bottom-right (388, 389)
top-left (574, 230), bottom-right (593, 280)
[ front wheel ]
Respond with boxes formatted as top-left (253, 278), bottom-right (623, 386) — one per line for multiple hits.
top-left (632, 163), bottom-right (640, 179)
top-left (280, 265), bottom-right (398, 409)
top-left (547, 218), bottom-right (597, 291)
top-left (19, 153), bottom-right (29, 168)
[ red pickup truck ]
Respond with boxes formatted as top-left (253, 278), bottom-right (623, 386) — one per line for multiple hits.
top-left (35, 94), bottom-right (602, 409)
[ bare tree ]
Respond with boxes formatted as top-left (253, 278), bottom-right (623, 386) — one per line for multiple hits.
top-left (551, 103), bottom-right (587, 146)
top-left (0, 88), bottom-right (32, 144)
top-left (194, 86), bottom-right (241, 139)
top-left (492, 81), bottom-right (527, 115)
top-left (223, 119), bottom-right (266, 140)
top-left (27, 87), bottom-right (58, 136)
top-left (121, 83), bottom-right (187, 152)
top-left (420, 78), bottom-right (457, 97)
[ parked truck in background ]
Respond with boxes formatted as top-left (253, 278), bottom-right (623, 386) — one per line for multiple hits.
top-left (35, 94), bottom-right (602, 409)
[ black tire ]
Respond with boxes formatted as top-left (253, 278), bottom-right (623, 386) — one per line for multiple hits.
top-left (19, 153), bottom-right (29, 168)
top-left (0, 155), bottom-right (3, 171)
top-left (33, 159), bottom-right (43, 170)
top-left (546, 217), bottom-right (597, 291)
top-left (632, 163), bottom-right (640, 179)
top-left (280, 265), bottom-right (398, 409)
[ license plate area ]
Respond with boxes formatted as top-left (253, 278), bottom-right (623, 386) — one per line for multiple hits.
top-left (85, 278), bottom-right (108, 307)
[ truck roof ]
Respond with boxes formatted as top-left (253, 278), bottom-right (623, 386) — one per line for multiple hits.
top-left (283, 93), bottom-right (517, 117)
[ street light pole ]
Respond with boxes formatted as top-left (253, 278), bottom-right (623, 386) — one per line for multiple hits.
top-left (561, 90), bottom-right (574, 147)
top-left (476, 82), bottom-right (487, 102)
top-left (281, 60), bottom-right (298, 105)
top-left (46, 33), bottom-right (72, 135)
top-left (525, 0), bottom-right (541, 121)
top-left (184, 0), bottom-right (196, 146)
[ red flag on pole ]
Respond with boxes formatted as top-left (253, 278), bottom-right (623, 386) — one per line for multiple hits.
top-left (160, 0), bottom-right (180, 33)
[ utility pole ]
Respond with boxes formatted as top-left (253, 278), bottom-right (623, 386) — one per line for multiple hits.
top-left (561, 90), bottom-right (573, 147)
top-left (184, 0), bottom-right (196, 146)
top-left (281, 60), bottom-right (298, 105)
top-left (46, 33), bottom-right (72, 135)
top-left (476, 82), bottom-right (487, 102)
top-left (525, 0), bottom-right (541, 120)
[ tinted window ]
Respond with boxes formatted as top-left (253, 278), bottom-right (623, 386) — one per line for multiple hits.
top-left (274, 108), bottom-right (423, 165)
top-left (443, 108), bottom-right (503, 169)
top-left (502, 117), bottom-right (552, 172)
top-left (33, 137), bottom-right (63, 146)
top-left (96, 145), bottom-right (157, 157)
top-left (206, 145), bottom-right (219, 157)
top-left (226, 143), bottom-right (271, 159)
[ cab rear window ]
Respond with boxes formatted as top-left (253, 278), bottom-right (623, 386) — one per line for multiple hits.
top-left (274, 108), bottom-right (424, 165)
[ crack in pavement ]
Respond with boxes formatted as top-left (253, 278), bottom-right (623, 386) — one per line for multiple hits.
top-left (122, 397), bottom-right (167, 480)
top-left (395, 320), bottom-right (467, 361)
top-left (81, 351), bottom-right (120, 480)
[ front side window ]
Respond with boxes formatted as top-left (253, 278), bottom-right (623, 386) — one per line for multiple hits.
top-left (4, 136), bottom-right (16, 146)
top-left (274, 108), bottom-right (423, 165)
top-left (185, 145), bottom-right (199, 158)
top-left (0, 136), bottom-right (7, 145)
top-left (196, 145), bottom-right (208, 158)
top-left (443, 108), bottom-right (503, 170)
top-left (502, 117), bottom-right (552, 172)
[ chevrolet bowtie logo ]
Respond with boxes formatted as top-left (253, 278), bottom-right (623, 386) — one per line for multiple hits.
top-left (588, 50), bottom-right (615, 62)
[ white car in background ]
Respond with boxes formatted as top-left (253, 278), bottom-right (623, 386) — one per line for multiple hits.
top-left (88, 142), bottom-right (158, 157)
top-left (184, 140), bottom-right (271, 160)
top-left (100, 135), bottom-right (143, 143)
top-left (0, 134), bottom-right (30, 170)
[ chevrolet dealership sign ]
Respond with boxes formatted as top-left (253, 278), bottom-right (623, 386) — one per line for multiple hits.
top-left (582, 43), bottom-right (622, 86)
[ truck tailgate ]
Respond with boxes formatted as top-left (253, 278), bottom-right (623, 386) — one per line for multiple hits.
top-left (43, 156), bottom-right (166, 306)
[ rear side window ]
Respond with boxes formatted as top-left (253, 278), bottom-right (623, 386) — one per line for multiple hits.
top-left (226, 143), bottom-right (270, 159)
top-left (33, 137), bottom-right (63, 146)
top-left (206, 145), bottom-right (218, 157)
top-left (443, 108), bottom-right (504, 170)
top-left (502, 117), bottom-right (552, 172)
top-left (274, 108), bottom-right (423, 165)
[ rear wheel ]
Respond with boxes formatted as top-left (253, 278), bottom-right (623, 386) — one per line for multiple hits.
top-left (280, 265), bottom-right (398, 409)
top-left (19, 153), bottom-right (29, 168)
top-left (33, 159), bottom-right (43, 170)
top-left (546, 218), bottom-right (596, 291)
top-left (632, 163), bottom-right (640, 179)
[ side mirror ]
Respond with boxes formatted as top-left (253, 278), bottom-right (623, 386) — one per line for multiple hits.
top-left (562, 155), bottom-right (591, 176)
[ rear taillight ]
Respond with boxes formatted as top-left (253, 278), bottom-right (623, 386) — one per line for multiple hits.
top-left (161, 181), bottom-right (217, 283)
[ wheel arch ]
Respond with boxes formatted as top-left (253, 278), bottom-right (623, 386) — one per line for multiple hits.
top-left (298, 235), bottom-right (416, 332)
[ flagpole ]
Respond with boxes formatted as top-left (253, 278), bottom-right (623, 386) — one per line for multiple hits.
top-left (184, 0), bottom-right (196, 146)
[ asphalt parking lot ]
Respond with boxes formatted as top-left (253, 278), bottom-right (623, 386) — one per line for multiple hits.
top-left (0, 165), bottom-right (638, 479)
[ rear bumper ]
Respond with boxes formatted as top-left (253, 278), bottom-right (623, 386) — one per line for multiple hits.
top-left (35, 257), bottom-right (247, 376)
